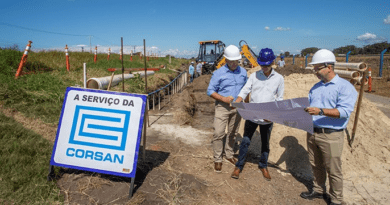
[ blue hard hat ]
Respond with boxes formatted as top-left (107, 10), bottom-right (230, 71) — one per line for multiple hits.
top-left (257, 48), bottom-right (275, 66)
top-left (281, 56), bottom-right (284, 59)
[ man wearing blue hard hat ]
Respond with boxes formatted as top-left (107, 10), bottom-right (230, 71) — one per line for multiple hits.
top-left (231, 48), bottom-right (284, 181)
top-left (277, 56), bottom-right (285, 68)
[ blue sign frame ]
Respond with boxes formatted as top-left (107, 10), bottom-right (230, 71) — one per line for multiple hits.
top-left (50, 87), bottom-right (146, 178)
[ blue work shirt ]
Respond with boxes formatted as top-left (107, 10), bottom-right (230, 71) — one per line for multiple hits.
top-left (308, 75), bottom-right (358, 129)
top-left (189, 65), bottom-right (195, 75)
top-left (207, 65), bottom-right (247, 101)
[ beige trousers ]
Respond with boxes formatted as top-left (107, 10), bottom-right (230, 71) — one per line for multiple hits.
top-left (213, 102), bottom-right (241, 163)
top-left (307, 131), bottom-right (344, 204)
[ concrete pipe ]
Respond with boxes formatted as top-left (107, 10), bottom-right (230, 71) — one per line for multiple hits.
top-left (87, 71), bottom-right (155, 90)
top-left (349, 79), bottom-right (358, 85)
top-left (334, 69), bottom-right (360, 79)
top-left (334, 62), bottom-right (367, 72)
top-left (351, 76), bottom-right (368, 85)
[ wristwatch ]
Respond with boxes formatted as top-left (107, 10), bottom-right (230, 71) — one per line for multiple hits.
top-left (319, 108), bottom-right (324, 116)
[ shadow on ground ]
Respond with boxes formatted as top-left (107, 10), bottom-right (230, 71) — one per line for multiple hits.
top-left (54, 147), bottom-right (170, 204)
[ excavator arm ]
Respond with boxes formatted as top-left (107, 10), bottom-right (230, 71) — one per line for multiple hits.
top-left (215, 40), bottom-right (259, 69)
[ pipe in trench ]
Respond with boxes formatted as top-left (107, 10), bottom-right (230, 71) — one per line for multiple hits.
top-left (86, 71), bottom-right (155, 90)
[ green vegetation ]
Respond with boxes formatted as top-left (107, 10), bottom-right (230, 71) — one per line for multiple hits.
top-left (0, 112), bottom-right (62, 204)
top-left (299, 42), bottom-right (390, 56)
top-left (0, 47), bottom-right (190, 203)
top-left (0, 47), bottom-right (189, 124)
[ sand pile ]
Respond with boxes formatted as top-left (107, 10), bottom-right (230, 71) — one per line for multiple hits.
top-left (238, 71), bottom-right (390, 204)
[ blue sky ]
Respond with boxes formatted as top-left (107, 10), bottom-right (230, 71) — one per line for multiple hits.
top-left (1, 0), bottom-right (389, 58)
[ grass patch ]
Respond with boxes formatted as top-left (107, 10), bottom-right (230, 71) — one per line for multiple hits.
top-left (0, 48), bottom-right (190, 124)
top-left (0, 112), bottom-right (63, 204)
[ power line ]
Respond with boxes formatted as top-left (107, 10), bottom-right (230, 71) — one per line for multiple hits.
top-left (0, 22), bottom-right (91, 37)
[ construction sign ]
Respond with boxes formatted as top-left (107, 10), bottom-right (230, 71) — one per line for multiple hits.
top-left (50, 87), bottom-right (146, 178)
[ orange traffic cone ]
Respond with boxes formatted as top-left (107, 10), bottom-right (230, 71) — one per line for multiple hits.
top-left (94, 46), bottom-right (97, 63)
top-left (65, 45), bottom-right (70, 71)
top-left (366, 68), bottom-right (374, 92)
top-left (15, 40), bottom-right (32, 79)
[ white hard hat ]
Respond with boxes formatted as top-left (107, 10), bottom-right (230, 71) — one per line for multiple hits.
top-left (191, 61), bottom-right (194, 64)
top-left (223, 45), bottom-right (241, 61)
top-left (309, 49), bottom-right (336, 65)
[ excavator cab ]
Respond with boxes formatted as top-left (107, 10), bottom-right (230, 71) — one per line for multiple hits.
top-left (196, 40), bottom-right (225, 74)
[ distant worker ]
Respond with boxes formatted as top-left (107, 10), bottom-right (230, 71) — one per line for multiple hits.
top-left (196, 62), bottom-right (202, 77)
top-left (189, 62), bottom-right (195, 83)
top-left (231, 48), bottom-right (284, 181)
top-left (210, 49), bottom-right (214, 55)
top-left (301, 49), bottom-right (358, 205)
top-left (207, 45), bottom-right (247, 173)
top-left (277, 56), bottom-right (285, 68)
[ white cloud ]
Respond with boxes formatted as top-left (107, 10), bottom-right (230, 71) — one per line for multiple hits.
top-left (357, 32), bottom-right (387, 44)
top-left (265, 26), bottom-right (270, 30)
top-left (274, 27), bottom-right (291, 31)
top-left (384, 15), bottom-right (390, 24)
top-left (357, 33), bottom-right (377, 41)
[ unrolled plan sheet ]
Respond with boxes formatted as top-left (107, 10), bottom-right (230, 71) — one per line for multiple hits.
top-left (232, 97), bottom-right (313, 134)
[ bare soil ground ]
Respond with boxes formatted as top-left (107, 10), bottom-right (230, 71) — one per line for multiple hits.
top-left (2, 61), bottom-right (389, 205)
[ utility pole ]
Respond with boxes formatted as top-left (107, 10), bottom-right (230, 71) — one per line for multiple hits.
top-left (89, 35), bottom-right (93, 53)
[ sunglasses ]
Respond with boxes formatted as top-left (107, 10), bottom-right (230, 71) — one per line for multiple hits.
top-left (313, 65), bottom-right (328, 72)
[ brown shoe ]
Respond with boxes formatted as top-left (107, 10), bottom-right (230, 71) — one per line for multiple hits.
top-left (231, 167), bottom-right (241, 179)
top-left (225, 157), bottom-right (237, 166)
top-left (260, 167), bottom-right (271, 181)
top-left (214, 162), bottom-right (222, 173)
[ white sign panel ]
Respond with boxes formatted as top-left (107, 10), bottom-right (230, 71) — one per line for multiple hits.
top-left (50, 87), bottom-right (146, 177)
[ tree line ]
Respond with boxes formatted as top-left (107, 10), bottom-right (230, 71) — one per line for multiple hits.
top-left (279, 42), bottom-right (390, 57)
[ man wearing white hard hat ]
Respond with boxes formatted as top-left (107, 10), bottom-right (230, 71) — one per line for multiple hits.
top-left (301, 49), bottom-right (358, 205)
top-left (207, 45), bottom-right (247, 173)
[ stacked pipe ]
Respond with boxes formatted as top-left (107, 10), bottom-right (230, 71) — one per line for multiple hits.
top-left (305, 62), bottom-right (368, 85)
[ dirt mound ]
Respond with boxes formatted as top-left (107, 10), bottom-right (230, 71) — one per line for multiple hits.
top-left (235, 72), bottom-right (390, 204)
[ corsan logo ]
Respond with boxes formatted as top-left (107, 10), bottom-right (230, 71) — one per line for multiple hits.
top-left (68, 105), bottom-right (131, 151)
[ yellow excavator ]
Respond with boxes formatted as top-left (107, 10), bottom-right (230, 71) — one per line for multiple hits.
top-left (196, 40), bottom-right (259, 74)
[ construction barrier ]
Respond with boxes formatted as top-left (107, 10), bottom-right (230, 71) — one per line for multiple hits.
top-left (65, 45), bottom-right (70, 71)
top-left (94, 46), bottom-right (97, 63)
top-left (15, 40), bottom-right (32, 79)
top-left (146, 71), bottom-right (187, 112)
